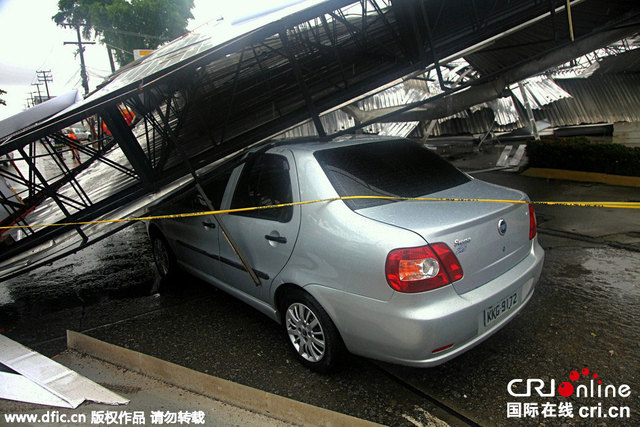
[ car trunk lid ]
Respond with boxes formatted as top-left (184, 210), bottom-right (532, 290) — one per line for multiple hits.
top-left (356, 179), bottom-right (533, 295)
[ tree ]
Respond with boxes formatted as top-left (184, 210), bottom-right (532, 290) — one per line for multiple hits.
top-left (0, 89), bottom-right (6, 107)
top-left (53, 0), bottom-right (195, 66)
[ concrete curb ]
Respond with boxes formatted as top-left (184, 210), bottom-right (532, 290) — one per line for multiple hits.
top-left (522, 168), bottom-right (640, 188)
top-left (66, 331), bottom-right (382, 427)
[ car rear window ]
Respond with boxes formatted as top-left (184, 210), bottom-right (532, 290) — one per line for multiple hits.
top-left (314, 139), bottom-right (470, 210)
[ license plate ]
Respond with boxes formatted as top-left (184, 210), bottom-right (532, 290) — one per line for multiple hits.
top-left (484, 292), bottom-right (518, 327)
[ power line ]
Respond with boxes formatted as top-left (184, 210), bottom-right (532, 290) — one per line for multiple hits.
top-left (64, 70), bottom-right (80, 88)
top-left (101, 28), bottom-right (171, 41)
top-left (103, 42), bottom-right (130, 55)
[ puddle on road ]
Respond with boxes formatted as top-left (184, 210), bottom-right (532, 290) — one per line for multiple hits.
top-left (0, 223), bottom-right (155, 320)
top-left (580, 247), bottom-right (640, 296)
top-left (542, 244), bottom-right (640, 338)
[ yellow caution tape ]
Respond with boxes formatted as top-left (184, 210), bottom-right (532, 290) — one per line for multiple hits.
top-left (1, 196), bottom-right (638, 230)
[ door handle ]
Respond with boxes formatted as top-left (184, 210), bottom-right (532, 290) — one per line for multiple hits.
top-left (202, 221), bottom-right (216, 229)
top-left (265, 234), bottom-right (287, 244)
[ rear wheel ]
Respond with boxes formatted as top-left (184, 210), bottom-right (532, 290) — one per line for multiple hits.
top-left (282, 289), bottom-right (342, 373)
top-left (150, 232), bottom-right (177, 279)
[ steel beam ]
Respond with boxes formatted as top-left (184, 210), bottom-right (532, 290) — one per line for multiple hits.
top-left (100, 106), bottom-right (155, 188)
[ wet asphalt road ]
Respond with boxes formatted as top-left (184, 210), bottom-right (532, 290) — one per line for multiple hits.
top-left (1, 179), bottom-right (639, 426)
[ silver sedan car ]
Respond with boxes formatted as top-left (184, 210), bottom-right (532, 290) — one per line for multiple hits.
top-left (148, 136), bottom-right (544, 372)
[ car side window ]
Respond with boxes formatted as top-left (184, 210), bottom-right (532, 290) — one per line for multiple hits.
top-left (190, 169), bottom-right (232, 211)
top-left (230, 153), bottom-right (293, 222)
top-left (204, 169), bottom-right (232, 209)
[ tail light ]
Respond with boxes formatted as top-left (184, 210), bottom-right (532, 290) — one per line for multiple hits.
top-left (385, 243), bottom-right (463, 293)
top-left (529, 203), bottom-right (537, 240)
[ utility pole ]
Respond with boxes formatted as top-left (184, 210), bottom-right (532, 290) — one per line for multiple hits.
top-left (36, 70), bottom-right (53, 100)
top-left (63, 24), bottom-right (96, 97)
top-left (31, 82), bottom-right (43, 104)
top-left (107, 47), bottom-right (116, 73)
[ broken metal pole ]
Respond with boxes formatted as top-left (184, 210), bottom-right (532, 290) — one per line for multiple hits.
top-left (517, 82), bottom-right (540, 140)
top-left (566, 0), bottom-right (575, 42)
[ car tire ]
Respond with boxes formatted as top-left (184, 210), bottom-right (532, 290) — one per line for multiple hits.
top-left (282, 289), bottom-right (343, 373)
top-left (150, 232), bottom-right (177, 280)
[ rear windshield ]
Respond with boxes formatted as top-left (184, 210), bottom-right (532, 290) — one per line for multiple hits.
top-left (314, 139), bottom-right (470, 210)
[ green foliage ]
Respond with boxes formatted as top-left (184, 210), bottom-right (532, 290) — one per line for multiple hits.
top-left (53, 0), bottom-right (195, 66)
top-left (526, 137), bottom-right (640, 177)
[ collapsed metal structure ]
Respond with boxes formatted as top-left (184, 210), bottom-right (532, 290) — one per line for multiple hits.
top-left (0, 0), bottom-right (638, 279)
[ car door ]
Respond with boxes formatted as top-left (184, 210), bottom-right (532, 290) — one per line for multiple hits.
top-left (160, 170), bottom-right (231, 280)
top-left (216, 148), bottom-right (301, 303)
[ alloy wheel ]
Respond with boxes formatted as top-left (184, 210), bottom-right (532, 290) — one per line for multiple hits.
top-left (285, 302), bottom-right (326, 362)
top-left (153, 237), bottom-right (171, 277)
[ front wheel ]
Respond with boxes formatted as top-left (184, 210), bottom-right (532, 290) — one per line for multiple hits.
top-left (282, 290), bottom-right (343, 373)
top-left (150, 232), bottom-right (177, 279)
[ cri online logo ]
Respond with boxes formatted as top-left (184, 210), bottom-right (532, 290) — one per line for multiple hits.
top-left (508, 368), bottom-right (631, 398)
top-left (558, 368), bottom-right (600, 397)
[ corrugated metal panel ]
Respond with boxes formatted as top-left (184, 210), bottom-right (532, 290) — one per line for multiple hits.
top-left (362, 87), bottom-right (428, 136)
top-left (283, 62), bottom-right (640, 138)
top-left (510, 76), bottom-right (572, 109)
top-left (431, 108), bottom-right (522, 136)
top-left (282, 83), bottom-right (429, 138)
top-left (378, 120), bottom-right (421, 138)
top-left (536, 74), bottom-right (640, 125)
top-left (279, 110), bottom-right (355, 138)
top-left (489, 97), bottom-right (520, 125)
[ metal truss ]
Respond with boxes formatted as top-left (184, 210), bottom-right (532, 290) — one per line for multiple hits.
top-left (1, 0), bottom-right (638, 279)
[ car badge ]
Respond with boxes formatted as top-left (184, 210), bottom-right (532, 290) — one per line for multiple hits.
top-left (498, 218), bottom-right (507, 236)
top-left (453, 237), bottom-right (471, 247)
top-left (453, 237), bottom-right (471, 254)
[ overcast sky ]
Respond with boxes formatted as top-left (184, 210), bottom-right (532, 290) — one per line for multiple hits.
top-left (0, 0), bottom-right (307, 120)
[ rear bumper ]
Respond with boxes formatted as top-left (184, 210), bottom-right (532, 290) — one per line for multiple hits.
top-left (306, 239), bottom-right (544, 367)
